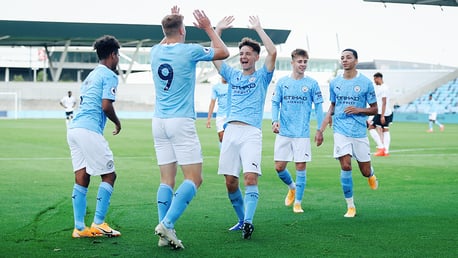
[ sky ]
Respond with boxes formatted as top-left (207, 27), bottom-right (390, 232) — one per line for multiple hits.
top-left (3, 0), bottom-right (458, 67)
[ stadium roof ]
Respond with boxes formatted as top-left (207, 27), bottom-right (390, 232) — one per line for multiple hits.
top-left (363, 0), bottom-right (458, 7)
top-left (0, 20), bottom-right (290, 48)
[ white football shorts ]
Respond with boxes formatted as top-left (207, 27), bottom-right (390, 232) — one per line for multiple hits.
top-left (215, 116), bottom-right (226, 133)
top-left (333, 132), bottom-right (371, 162)
top-left (218, 123), bottom-right (262, 177)
top-left (152, 117), bottom-right (202, 166)
top-left (67, 128), bottom-right (115, 176)
top-left (274, 135), bottom-right (311, 163)
top-left (428, 112), bottom-right (437, 121)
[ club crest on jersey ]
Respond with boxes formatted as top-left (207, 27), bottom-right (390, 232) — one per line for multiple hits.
top-left (249, 77), bottom-right (256, 83)
top-left (354, 86), bottom-right (361, 93)
top-left (111, 87), bottom-right (116, 95)
top-left (302, 86), bottom-right (309, 93)
top-left (106, 160), bottom-right (114, 170)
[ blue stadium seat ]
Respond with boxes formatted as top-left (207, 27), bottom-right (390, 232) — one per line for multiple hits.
top-left (398, 77), bottom-right (458, 114)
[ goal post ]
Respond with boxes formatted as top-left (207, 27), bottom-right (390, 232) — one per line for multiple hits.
top-left (0, 92), bottom-right (19, 119)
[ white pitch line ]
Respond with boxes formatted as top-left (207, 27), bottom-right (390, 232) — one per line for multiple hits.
top-left (388, 147), bottom-right (458, 153)
top-left (0, 147), bottom-right (457, 161)
top-left (0, 156), bottom-right (153, 161)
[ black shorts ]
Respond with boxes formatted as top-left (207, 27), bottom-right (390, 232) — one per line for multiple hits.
top-left (372, 113), bottom-right (393, 128)
top-left (65, 111), bottom-right (74, 119)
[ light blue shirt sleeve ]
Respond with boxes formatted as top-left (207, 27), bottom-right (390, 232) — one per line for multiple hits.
top-left (314, 102), bottom-right (324, 131)
top-left (213, 83), bottom-right (229, 117)
top-left (271, 82), bottom-right (281, 123)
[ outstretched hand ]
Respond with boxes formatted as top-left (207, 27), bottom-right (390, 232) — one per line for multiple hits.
top-left (216, 16), bottom-right (235, 31)
top-left (248, 15), bottom-right (261, 30)
top-left (171, 5), bottom-right (180, 15)
top-left (192, 10), bottom-right (212, 30)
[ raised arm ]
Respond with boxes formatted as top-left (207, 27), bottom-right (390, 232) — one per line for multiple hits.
top-left (212, 16), bottom-right (235, 72)
top-left (171, 5), bottom-right (180, 15)
top-left (193, 10), bottom-right (230, 60)
top-left (158, 6), bottom-right (182, 44)
top-left (248, 16), bottom-right (277, 72)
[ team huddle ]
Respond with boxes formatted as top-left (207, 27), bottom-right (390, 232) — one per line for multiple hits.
top-left (66, 6), bottom-right (387, 250)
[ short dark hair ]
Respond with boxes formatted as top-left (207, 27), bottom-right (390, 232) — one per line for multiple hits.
top-left (238, 37), bottom-right (261, 54)
top-left (342, 48), bottom-right (358, 59)
top-left (373, 72), bottom-right (383, 78)
top-left (93, 35), bottom-right (120, 60)
top-left (291, 48), bottom-right (309, 59)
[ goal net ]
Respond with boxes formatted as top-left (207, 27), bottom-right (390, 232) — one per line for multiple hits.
top-left (0, 92), bottom-right (19, 119)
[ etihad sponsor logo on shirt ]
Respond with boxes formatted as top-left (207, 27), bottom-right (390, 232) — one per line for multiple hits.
top-left (232, 83), bottom-right (256, 94)
top-left (283, 95), bottom-right (308, 101)
top-left (336, 95), bottom-right (360, 101)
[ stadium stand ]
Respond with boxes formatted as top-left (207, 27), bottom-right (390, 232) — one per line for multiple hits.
top-left (397, 78), bottom-right (458, 114)
top-left (1, 23), bottom-right (457, 122)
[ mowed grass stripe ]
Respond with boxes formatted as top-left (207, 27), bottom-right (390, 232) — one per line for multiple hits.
top-left (0, 119), bottom-right (457, 257)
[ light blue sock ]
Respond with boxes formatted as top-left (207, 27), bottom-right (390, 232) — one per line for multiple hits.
top-left (72, 184), bottom-right (88, 230)
top-left (340, 170), bottom-right (353, 198)
top-left (429, 121), bottom-right (433, 130)
top-left (162, 180), bottom-right (196, 229)
top-left (228, 188), bottom-right (244, 222)
top-left (93, 182), bottom-right (113, 225)
top-left (295, 170), bottom-right (306, 202)
top-left (157, 183), bottom-right (173, 223)
top-left (244, 185), bottom-right (259, 224)
top-left (277, 169), bottom-right (293, 185)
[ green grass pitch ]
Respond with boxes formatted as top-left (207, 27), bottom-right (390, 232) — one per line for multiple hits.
top-left (0, 119), bottom-right (457, 257)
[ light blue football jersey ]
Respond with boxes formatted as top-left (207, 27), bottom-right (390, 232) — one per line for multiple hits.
top-left (272, 75), bottom-right (323, 138)
top-left (150, 43), bottom-right (215, 119)
top-left (427, 98), bottom-right (440, 114)
top-left (211, 82), bottom-right (229, 118)
top-left (220, 63), bottom-right (274, 129)
top-left (69, 64), bottom-right (118, 135)
top-left (329, 72), bottom-right (377, 138)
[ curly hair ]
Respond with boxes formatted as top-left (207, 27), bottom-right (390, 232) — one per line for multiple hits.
top-left (93, 35), bottom-right (120, 60)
